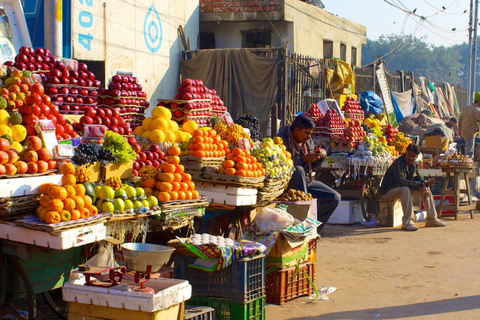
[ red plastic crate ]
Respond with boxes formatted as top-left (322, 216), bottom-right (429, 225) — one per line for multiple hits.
top-left (422, 195), bottom-right (454, 216)
top-left (266, 261), bottom-right (314, 305)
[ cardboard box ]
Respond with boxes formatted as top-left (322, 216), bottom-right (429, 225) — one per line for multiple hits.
top-left (425, 136), bottom-right (449, 151)
top-left (274, 199), bottom-right (317, 221)
top-left (328, 200), bottom-right (362, 224)
top-left (89, 162), bottom-right (101, 182)
top-left (378, 199), bottom-right (403, 227)
top-left (101, 161), bottom-right (133, 180)
top-left (266, 233), bottom-right (309, 268)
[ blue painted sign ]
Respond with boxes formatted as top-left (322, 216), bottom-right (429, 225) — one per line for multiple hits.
top-left (143, 4), bottom-right (162, 53)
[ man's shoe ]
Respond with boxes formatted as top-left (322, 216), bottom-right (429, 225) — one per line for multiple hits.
top-left (401, 224), bottom-right (418, 231)
top-left (425, 219), bottom-right (446, 227)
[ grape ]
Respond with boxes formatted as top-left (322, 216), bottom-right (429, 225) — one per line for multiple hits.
top-left (235, 114), bottom-right (262, 142)
top-left (101, 131), bottom-right (136, 165)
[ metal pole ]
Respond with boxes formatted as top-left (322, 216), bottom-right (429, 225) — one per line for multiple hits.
top-left (468, 0), bottom-right (475, 101)
top-left (44, 0), bottom-right (63, 59)
top-left (471, 0), bottom-right (479, 97)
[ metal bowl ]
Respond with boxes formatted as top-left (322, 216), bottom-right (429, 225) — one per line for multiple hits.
top-left (121, 243), bottom-right (176, 272)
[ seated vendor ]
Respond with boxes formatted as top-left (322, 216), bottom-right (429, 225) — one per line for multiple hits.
top-left (380, 144), bottom-right (446, 231)
top-left (276, 115), bottom-right (340, 233)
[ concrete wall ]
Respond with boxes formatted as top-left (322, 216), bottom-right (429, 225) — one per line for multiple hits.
top-left (284, 0), bottom-right (366, 65)
top-left (72, 0), bottom-right (199, 115)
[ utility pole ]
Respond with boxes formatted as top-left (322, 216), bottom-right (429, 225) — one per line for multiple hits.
top-left (468, 0), bottom-right (479, 101)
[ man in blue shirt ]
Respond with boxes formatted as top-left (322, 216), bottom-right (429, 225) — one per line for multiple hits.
top-left (380, 144), bottom-right (446, 231)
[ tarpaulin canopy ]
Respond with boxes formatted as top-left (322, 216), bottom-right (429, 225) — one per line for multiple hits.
top-left (391, 90), bottom-right (417, 122)
top-left (325, 58), bottom-right (356, 94)
top-left (180, 49), bottom-right (278, 136)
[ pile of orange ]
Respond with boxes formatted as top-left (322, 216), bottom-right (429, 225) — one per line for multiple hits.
top-left (151, 145), bottom-right (200, 202)
top-left (218, 147), bottom-right (266, 178)
top-left (36, 163), bottom-right (97, 224)
top-left (188, 128), bottom-right (229, 158)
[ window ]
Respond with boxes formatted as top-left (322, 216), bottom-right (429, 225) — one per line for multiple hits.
top-left (323, 40), bottom-right (333, 59)
top-left (199, 32), bottom-right (215, 49)
top-left (241, 29), bottom-right (271, 48)
top-left (340, 43), bottom-right (347, 61)
top-left (351, 47), bottom-right (357, 66)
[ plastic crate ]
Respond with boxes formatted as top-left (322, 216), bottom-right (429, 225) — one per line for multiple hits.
top-left (174, 254), bottom-right (265, 303)
top-left (187, 296), bottom-right (265, 320)
top-left (184, 305), bottom-right (215, 320)
top-left (266, 261), bottom-right (314, 305)
top-left (308, 238), bottom-right (317, 280)
top-left (426, 176), bottom-right (452, 196)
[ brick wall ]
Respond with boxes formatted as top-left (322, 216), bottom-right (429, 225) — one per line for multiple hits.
top-left (200, 0), bottom-right (282, 13)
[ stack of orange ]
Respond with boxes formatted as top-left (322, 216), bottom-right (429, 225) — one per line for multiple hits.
top-left (151, 145), bottom-right (200, 202)
top-left (36, 163), bottom-right (97, 224)
top-left (218, 147), bottom-right (266, 178)
top-left (188, 128), bottom-right (229, 158)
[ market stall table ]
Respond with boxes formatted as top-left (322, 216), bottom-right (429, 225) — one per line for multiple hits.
top-left (437, 166), bottom-right (476, 220)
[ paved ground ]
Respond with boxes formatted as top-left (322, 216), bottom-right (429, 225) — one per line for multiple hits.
top-left (24, 211), bottom-right (480, 320)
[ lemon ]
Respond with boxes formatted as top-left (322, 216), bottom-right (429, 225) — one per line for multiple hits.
top-left (142, 117), bottom-right (153, 130)
top-left (173, 130), bottom-right (184, 143)
top-left (10, 125), bottom-right (26, 142)
top-left (164, 130), bottom-right (176, 143)
top-left (133, 126), bottom-right (145, 135)
top-left (150, 118), bottom-right (169, 131)
top-left (151, 106), bottom-right (172, 120)
top-left (141, 130), bottom-right (152, 138)
top-left (182, 120), bottom-right (198, 134)
top-left (149, 129), bottom-right (165, 143)
top-left (169, 120), bottom-right (179, 131)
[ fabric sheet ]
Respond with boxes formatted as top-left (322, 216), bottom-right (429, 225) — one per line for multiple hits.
top-left (391, 90), bottom-right (417, 122)
top-left (180, 49), bottom-right (278, 137)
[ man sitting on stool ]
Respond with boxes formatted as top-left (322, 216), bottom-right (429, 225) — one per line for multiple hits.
top-left (380, 144), bottom-right (446, 231)
top-left (276, 115), bottom-right (341, 233)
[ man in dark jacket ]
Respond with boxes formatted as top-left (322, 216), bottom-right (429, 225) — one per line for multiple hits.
top-left (276, 115), bottom-right (341, 233)
top-left (380, 144), bottom-right (446, 231)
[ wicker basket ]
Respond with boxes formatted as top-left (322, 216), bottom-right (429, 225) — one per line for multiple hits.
top-left (0, 195), bottom-right (40, 220)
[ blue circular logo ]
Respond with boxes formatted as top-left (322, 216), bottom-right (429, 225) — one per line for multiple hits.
top-left (144, 5), bottom-right (162, 53)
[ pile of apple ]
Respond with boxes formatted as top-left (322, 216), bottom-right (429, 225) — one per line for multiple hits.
top-left (16, 82), bottom-right (78, 141)
top-left (383, 124), bottom-right (400, 144)
top-left (342, 97), bottom-right (364, 120)
top-left (343, 119), bottom-right (366, 143)
top-left (98, 74), bottom-right (149, 132)
top-left (76, 106), bottom-right (132, 136)
top-left (307, 103), bottom-right (323, 119)
top-left (132, 144), bottom-right (166, 177)
top-left (11, 47), bottom-right (56, 72)
top-left (0, 135), bottom-right (57, 176)
top-left (316, 109), bottom-right (346, 139)
top-left (160, 100), bottom-right (213, 122)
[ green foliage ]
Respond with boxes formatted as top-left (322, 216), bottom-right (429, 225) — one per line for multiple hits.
top-left (362, 34), bottom-right (466, 87)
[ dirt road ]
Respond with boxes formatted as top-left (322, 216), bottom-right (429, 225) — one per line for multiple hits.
top-left (267, 214), bottom-right (480, 319)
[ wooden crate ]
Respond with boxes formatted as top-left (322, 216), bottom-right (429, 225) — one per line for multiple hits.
top-left (68, 302), bottom-right (184, 320)
top-left (377, 199), bottom-right (403, 227)
top-left (101, 161), bottom-right (133, 180)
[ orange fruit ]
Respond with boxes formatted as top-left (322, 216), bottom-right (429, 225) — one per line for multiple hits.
top-left (285, 151), bottom-right (292, 159)
top-left (62, 174), bottom-right (76, 186)
top-left (192, 190), bottom-right (199, 199)
top-left (179, 182), bottom-right (189, 192)
top-left (226, 154), bottom-right (235, 161)
top-left (158, 182), bottom-right (173, 192)
top-left (189, 150), bottom-right (196, 156)
top-left (161, 163), bottom-right (176, 173)
top-left (181, 173), bottom-right (192, 182)
top-left (158, 192), bottom-right (171, 202)
top-left (48, 186), bottom-right (67, 200)
top-left (185, 191), bottom-right (193, 200)
top-left (144, 187), bottom-right (153, 196)
top-left (64, 185), bottom-right (76, 198)
top-left (167, 156), bottom-right (180, 165)
top-left (223, 160), bottom-right (235, 169)
top-left (194, 151), bottom-right (205, 157)
top-left (60, 163), bottom-right (75, 175)
top-left (169, 191), bottom-right (179, 201)
top-left (74, 184), bottom-right (86, 196)
top-left (47, 199), bottom-right (64, 212)
top-left (234, 156), bottom-right (246, 163)
top-left (80, 208), bottom-right (90, 218)
top-left (189, 143), bottom-right (196, 150)
top-left (173, 173), bottom-right (182, 183)
top-left (36, 206), bottom-right (48, 221)
top-left (39, 183), bottom-right (55, 195)
top-left (217, 167), bottom-right (225, 174)
top-left (82, 195), bottom-right (93, 206)
top-left (171, 182), bottom-right (180, 191)
top-left (143, 178), bottom-right (156, 189)
top-left (236, 170), bottom-right (247, 177)
top-left (45, 211), bottom-right (61, 224)
top-left (187, 181), bottom-right (195, 191)
top-left (63, 198), bottom-right (76, 211)
top-left (232, 148), bottom-right (244, 157)
top-left (175, 165), bottom-right (184, 174)
top-left (157, 172), bottom-right (174, 183)
top-left (87, 205), bottom-right (98, 216)
top-left (193, 136), bottom-right (204, 144)
top-left (225, 168), bottom-right (236, 175)
top-left (236, 162), bottom-right (248, 171)
top-left (194, 143), bottom-right (205, 151)
top-left (73, 196), bottom-right (85, 209)
top-left (168, 145), bottom-right (181, 156)
top-left (193, 129), bottom-right (203, 137)
top-left (71, 209), bottom-right (81, 220)
top-left (39, 195), bottom-right (52, 207)
top-left (177, 191), bottom-right (186, 200)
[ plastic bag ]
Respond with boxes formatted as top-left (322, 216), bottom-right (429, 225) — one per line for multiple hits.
top-left (83, 240), bottom-right (118, 268)
top-left (254, 207), bottom-right (294, 233)
top-left (359, 91), bottom-right (384, 116)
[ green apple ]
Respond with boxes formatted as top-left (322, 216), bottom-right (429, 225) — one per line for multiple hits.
top-left (124, 199), bottom-right (134, 210)
top-left (147, 196), bottom-right (159, 207)
top-left (141, 199), bottom-right (150, 209)
top-left (113, 198), bottom-right (125, 212)
top-left (101, 201), bottom-right (115, 213)
top-left (98, 186), bottom-right (115, 200)
top-left (125, 186), bottom-right (136, 199)
top-left (114, 188), bottom-right (127, 198)
top-left (133, 200), bottom-right (143, 210)
top-left (135, 187), bottom-right (145, 197)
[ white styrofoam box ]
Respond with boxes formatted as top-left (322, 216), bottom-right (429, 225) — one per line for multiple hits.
top-left (62, 276), bottom-right (191, 312)
top-left (196, 189), bottom-right (257, 206)
top-left (328, 200), bottom-right (362, 224)
top-left (0, 175), bottom-right (62, 197)
top-left (195, 182), bottom-right (257, 196)
top-left (0, 222), bottom-right (106, 250)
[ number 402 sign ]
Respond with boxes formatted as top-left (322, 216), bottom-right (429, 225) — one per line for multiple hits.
top-left (77, 0), bottom-right (93, 51)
